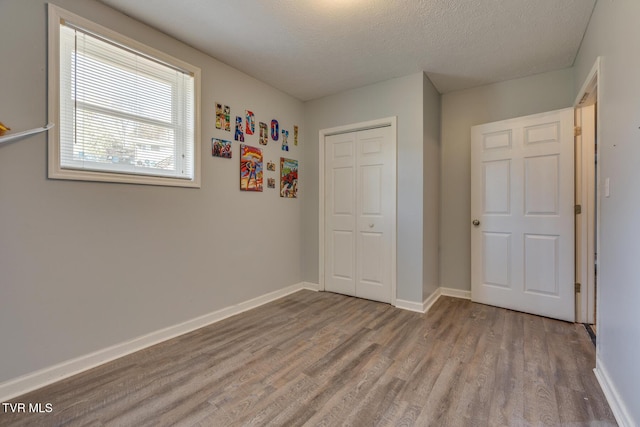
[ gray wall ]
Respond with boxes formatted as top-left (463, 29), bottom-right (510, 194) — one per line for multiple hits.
top-left (0, 0), bottom-right (303, 383)
top-left (439, 69), bottom-right (574, 290)
top-left (573, 0), bottom-right (640, 423)
top-left (302, 72), bottom-right (440, 303)
top-left (423, 74), bottom-right (441, 298)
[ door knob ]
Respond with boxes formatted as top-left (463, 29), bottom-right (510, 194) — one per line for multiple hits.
top-left (369, 223), bottom-right (374, 228)
top-left (472, 219), bottom-right (480, 226)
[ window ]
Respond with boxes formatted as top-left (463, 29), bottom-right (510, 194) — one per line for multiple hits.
top-left (48, 5), bottom-right (201, 187)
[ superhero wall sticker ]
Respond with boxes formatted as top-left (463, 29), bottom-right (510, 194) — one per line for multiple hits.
top-left (240, 144), bottom-right (263, 192)
top-left (211, 102), bottom-right (299, 196)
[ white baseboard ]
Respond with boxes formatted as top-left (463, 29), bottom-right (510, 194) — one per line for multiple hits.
top-left (301, 282), bottom-right (320, 291)
top-left (594, 356), bottom-right (635, 427)
top-left (395, 298), bottom-right (427, 313)
top-left (395, 286), bottom-right (471, 314)
top-left (0, 282), bottom-right (310, 402)
top-left (422, 289), bottom-right (442, 313)
top-left (440, 287), bottom-right (471, 300)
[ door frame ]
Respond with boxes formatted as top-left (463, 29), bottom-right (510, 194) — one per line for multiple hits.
top-left (318, 116), bottom-right (398, 306)
top-left (574, 57), bottom-right (601, 325)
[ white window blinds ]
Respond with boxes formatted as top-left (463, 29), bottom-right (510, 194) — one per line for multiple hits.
top-left (58, 20), bottom-right (195, 181)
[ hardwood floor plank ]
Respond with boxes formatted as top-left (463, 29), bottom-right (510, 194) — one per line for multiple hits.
top-left (523, 313), bottom-right (562, 426)
top-left (488, 309), bottom-right (526, 426)
top-left (0, 291), bottom-right (616, 427)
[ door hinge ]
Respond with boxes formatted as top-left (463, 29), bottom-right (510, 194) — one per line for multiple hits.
top-left (575, 283), bottom-right (581, 293)
top-left (574, 126), bottom-right (582, 137)
top-left (575, 204), bottom-right (582, 215)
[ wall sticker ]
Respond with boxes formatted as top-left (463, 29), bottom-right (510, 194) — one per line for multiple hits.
top-left (245, 110), bottom-right (255, 135)
top-left (212, 138), bottom-right (232, 159)
top-left (240, 144), bottom-right (263, 192)
top-left (235, 116), bottom-right (245, 142)
top-left (280, 157), bottom-right (298, 198)
top-left (259, 122), bottom-right (268, 145)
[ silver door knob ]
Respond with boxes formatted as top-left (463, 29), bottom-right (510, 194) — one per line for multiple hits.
top-left (472, 219), bottom-right (480, 226)
top-left (369, 223), bottom-right (374, 228)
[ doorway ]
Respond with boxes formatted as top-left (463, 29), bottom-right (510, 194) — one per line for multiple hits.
top-left (318, 117), bottom-right (397, 305)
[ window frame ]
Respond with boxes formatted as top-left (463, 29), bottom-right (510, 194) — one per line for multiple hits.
top-left (47, 4), bottom-right (201, 187)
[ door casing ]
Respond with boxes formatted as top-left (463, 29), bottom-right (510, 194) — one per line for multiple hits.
top-left (574, 57), bottom-right (601, 325)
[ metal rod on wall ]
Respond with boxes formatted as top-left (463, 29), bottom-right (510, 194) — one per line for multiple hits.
top-left (0, 123), bottom-right (55, 146)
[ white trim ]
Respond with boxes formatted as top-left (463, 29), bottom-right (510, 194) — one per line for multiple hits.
top-left (318, 117), bottom-right (398, 305)
top-left (594, 357), bottom-right (635, 427)
top-left (301, 282), bottom-right (320, 291)
top-left (574, 57), bottom-right (601, 107)
top-left (0, 282), bottom-right (309, 402)
top-left (395, 286), bottom-right (471, 313)
top-left (573, 57), bottom-right (601, 325)
top-left (422, 289), bottom-right (442, 313)
top-left (440, 287), bottom-right (472, 300)
top-left (395, 298), bottom-right (427, 313)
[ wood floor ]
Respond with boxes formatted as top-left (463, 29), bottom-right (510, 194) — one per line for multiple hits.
top-left (1, 290), bottom-right (616, 426)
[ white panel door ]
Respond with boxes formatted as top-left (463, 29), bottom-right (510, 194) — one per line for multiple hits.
top-left (325, 132), bottom-right (357, 297)
top-left (471, 108), bottom-right (575, 321)
top-left (325, 126), bottom-right (394, 303)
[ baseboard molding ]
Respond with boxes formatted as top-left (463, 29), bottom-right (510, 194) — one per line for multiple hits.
top-left (301, 282), bottom-right (320, 292)
top-left (395, 286), bottom-right (471, 314)
top-left (394, 298), bottom-right (426, 313)
top-left (0, 282), bottom-right (310, 402)
top-left (422, 289), bottom-right (442, 313)
top-left (440, 287), bottom-right (472, 300)
top-left (594, 356), bottom-right (635, 427)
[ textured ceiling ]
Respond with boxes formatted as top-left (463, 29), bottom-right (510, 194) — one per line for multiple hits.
top-left (99, 0), bottom-right (596, 101)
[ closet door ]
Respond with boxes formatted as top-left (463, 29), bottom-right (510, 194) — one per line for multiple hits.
top-left (324, 126), bottom-right (394, 304)
top-left (325, 131), bottom-right (357, 297)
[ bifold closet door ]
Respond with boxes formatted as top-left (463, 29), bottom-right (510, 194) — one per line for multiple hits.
top-left (324, 126), bottom-right (394, 304)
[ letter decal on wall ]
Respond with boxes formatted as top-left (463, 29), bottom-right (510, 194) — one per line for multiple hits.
top-left (245, 110), bottom-right (255, 135)
top-left (235, 116), bottom-right (244, 142)
top-left (294, 125), bottom-right (299, 146)
top-left (271, 120), bottom-right (279, 141)
top-left (259, 122), bottom-right (268, 145)
top-left (216, 103), bottom-right (223, 129)
top-left (281, 129), bottom-right (289, 151)
top-left (223, 105), bottom-right (231, 131)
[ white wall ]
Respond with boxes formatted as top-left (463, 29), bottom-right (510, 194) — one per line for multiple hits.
top-left (0, 0), bottom-right (303, 384)
top-left (573, 1), bottom-right (640, 424)
top-left (439, 69), bottom-right (574, 290)
top-left (302, 73), bottom-right (440, 303)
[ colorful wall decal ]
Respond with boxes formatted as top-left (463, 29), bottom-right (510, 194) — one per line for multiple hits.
top-left (235, 116), bottom-right (244, 142)
top-left (224, 105), bottom-right (231, 131)
top-left (245, 110), bottom-right (255, 135)
top-left (280, 157), bottom-right (298, 198)
top-left (240, 144), bottom-right (263, 192)
top-left (212, 138), bottom-right (232, 159)
top-left (259, 122), bottom-right (268, 145)
top-left (267, 161), bottom-right (276, 171)
top-left (270, 120), bottom-right (279, 141)
top-left (294, 125), bottom-right (299, 146)
top-left (267, 178), bottom-right (276, 189)
top-left (281, 129), bottom-right (289, 152)
top-left (215, 103), bottom-right (223, 129)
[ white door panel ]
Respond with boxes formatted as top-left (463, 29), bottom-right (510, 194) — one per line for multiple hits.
top-left (471, 108), bottom-right (574, 321)
top-left (325, 133), bottom-right (357, 296)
